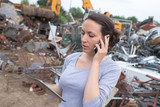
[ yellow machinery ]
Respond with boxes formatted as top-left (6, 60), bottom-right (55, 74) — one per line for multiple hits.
top-left (13, 0), bottom-right (62, 35)
top-left (104, 12), bottom-right (111, 17)
top-left (47, 0), bottom-right (61, 16)
top-left (15, 0), bottom-right (121, 31)
top-left (104, 12), bottom-right (122, 31)
top-left (82, 0), bottom-right (122, 31)
top-left (82, 0), bottom-right (93, 10)
top-left (14, 0), bottom-right (61, 19)
top-left (114, 22), bottom-right (122, 31)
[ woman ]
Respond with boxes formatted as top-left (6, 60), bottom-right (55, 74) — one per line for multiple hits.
top-left (32, 13), bottom-right (122, 107)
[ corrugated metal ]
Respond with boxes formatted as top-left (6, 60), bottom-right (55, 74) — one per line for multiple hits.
top-left (21, 5), bottom-right (56, 19)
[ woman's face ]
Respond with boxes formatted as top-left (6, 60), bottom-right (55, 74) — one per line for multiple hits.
top-left (81, 19), bottom-right (103, 54)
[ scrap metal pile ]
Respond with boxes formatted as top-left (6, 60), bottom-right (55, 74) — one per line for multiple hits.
top-left (0, 1), bottom-right (71, 94)
top-left (109, 74), bottom-right (160, 107)
top-left (108, 20), bottom-right (160, 106)
top-left (0, 1), bottom-right (81, 54)
top-left (0, 1), bottom-right (160, 107)
top-left (111, 26), bottom-right (160, 71)
top-left (0, 1), bottom-right (62, 52)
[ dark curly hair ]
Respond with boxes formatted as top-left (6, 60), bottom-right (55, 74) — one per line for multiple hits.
top-left (86, 13), bottom-right (122, 48)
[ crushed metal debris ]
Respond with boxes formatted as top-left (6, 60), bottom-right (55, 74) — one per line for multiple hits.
top-left (0, 1), bottom-right (160, 106)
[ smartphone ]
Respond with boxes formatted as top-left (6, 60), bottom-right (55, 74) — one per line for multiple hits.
top-left (94, 40), bottom-right (105, 53)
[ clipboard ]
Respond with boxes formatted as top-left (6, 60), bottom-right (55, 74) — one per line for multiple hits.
top-left (25, 75), bottom-right (66, 102)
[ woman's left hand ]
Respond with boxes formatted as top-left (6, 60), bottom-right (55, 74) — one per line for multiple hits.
top-left (93, 35), bottom-right (109, 64)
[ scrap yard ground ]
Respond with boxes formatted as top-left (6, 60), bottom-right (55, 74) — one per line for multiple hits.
top-left (0, 50), bottom-right (58, 107)
top-left (0, 73), bottom-right (57, 107)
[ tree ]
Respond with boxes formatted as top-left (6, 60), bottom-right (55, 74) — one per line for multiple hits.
top-left (30, 3), bottom-right (36, 7)
top-left (21, 0), bottom-right (29, 5)
top-left (59, 7), bottom-right (71, 24)
top-left (113, 16), bottom-right (125, 20)
top-left (37, 0), bottom-right (47, 8)
top-left (127, 16), bottom-right (138, 23)
top-left (69, 7), bottom-right (83, 19)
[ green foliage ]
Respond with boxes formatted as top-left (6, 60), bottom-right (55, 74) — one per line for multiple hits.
top-left (113, 16), bottom-right (125, 20)
top-left (69, 7), bottom-right (83, 19)
top-left (59, 7), bottom-right (71, 24)
top-left (30, 3), bottom-right (36, 7)
top-left (59, 14), bottom-right (68, 24)
top-left (21, 0), bottom-right (29, 5)
top-left (37, 0), bottom-right (47, 8)
top-left (127, 16), bottom-right (138, 23)
top-left (60, 7), bottom-right (67, 17)
top-left (59, 7), bottom-right (84, 24)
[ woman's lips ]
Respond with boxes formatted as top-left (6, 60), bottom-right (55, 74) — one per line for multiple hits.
top-left (82, 45), bottom-right (87, 49)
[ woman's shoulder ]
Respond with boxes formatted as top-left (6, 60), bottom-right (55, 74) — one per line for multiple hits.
top-left (65, 52), bottom-right (82, 61)
top-left (100, 58), bottom-right (121, 79)
top-left (102, 57), bottom-right (121, 71)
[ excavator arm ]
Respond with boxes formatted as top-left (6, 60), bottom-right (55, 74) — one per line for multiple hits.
top-left (82, 0), bottom-right (93, 10)
top-left (47, 0), bottom-right (61, 16)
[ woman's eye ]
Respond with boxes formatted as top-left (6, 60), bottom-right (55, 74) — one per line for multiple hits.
top-left (89, 35), bottom-right (94, 38)
top-left (81, 31), bottom-right (85, 35)
top-left (81, 32), bottom-right (85, 35)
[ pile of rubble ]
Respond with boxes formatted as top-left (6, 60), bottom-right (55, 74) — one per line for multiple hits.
top-left (0, 14), bottom-right (34, 49)
top-left (108, 19), bottom-right (160, 106)
top-left (0, 1), bottom-right (82, 54)
top-left (0, 1), bottom-right (160, 107)
top-left (112, 26), bottom-right (160, 71)
top-left (0, 1), bottom-right (83, 95)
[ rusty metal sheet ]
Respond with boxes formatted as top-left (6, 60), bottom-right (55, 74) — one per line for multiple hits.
top-left (0, 22), bottom-right (6, 33)
top-left (17, 30), bottom-right (34, 43)
top-left (21, 5), bottom-right (56, 19)
top-left (0, 22), bottom-right (6, 28)
top-left (150, 37), bottom-right (160, 46)
top-left (0, 0), bottom-right (9, 3)
top-left (3, 27), bottom-right (18, 41)
top-left (0, 34), bottom-right (8, 44)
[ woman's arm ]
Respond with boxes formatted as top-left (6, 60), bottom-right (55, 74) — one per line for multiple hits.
top-left (83, 61), bottom-right (100, 103)
top-left (83, 36), bottom-right (109, 103)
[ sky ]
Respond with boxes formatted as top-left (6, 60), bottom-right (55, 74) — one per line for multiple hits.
top-left (9, 0), bottom-right (160, 22)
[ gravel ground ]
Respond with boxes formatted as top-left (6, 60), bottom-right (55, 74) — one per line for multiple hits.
top-left (0, 72), bottom-right (58, 107)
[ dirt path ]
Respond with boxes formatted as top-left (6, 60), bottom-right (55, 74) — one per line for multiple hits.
top-left (0, 72), bottom-right (58, 107)
top-left (0, 50), bottom-right (60, 107)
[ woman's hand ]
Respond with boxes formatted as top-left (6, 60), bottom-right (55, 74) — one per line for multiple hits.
top-left (32, 84), bottom-right (46, 95)
top-left (93, 35), bottom-right (109, 64)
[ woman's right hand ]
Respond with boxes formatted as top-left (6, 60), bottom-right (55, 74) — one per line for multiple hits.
top-left (32, 84), bottom-right (46, 95)
top-left (93, 35), bottom-right (109, 64)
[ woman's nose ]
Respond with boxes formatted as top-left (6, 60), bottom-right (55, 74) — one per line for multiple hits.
top-left (81, 34), bottom-right (88, 42)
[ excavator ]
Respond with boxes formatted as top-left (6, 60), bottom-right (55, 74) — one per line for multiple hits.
top-left (82, 0), bottom-right (99, 21)
top-left (46, 0), bottom-right (61, 16)
top-left (82, 0), bottom-right (122, 31)
top-left (13, 0), bottom-right (121, 33)
top-left (14, 0), bottom-right (61, 22)
top-left (82, 0), bottom-right (93, 11)
top-left (104, 12), bottom-right (122, 31)
top-left (13, 0), bottom-right (61, 35)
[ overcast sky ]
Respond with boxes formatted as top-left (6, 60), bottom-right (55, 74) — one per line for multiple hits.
top-left (10, 0), bottom-right (160, 22)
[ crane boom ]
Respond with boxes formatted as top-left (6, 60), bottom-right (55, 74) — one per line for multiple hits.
top-left (82, 0), bottom-right (93, 10)
top-left (47, 0), bottom-right (61, 16)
